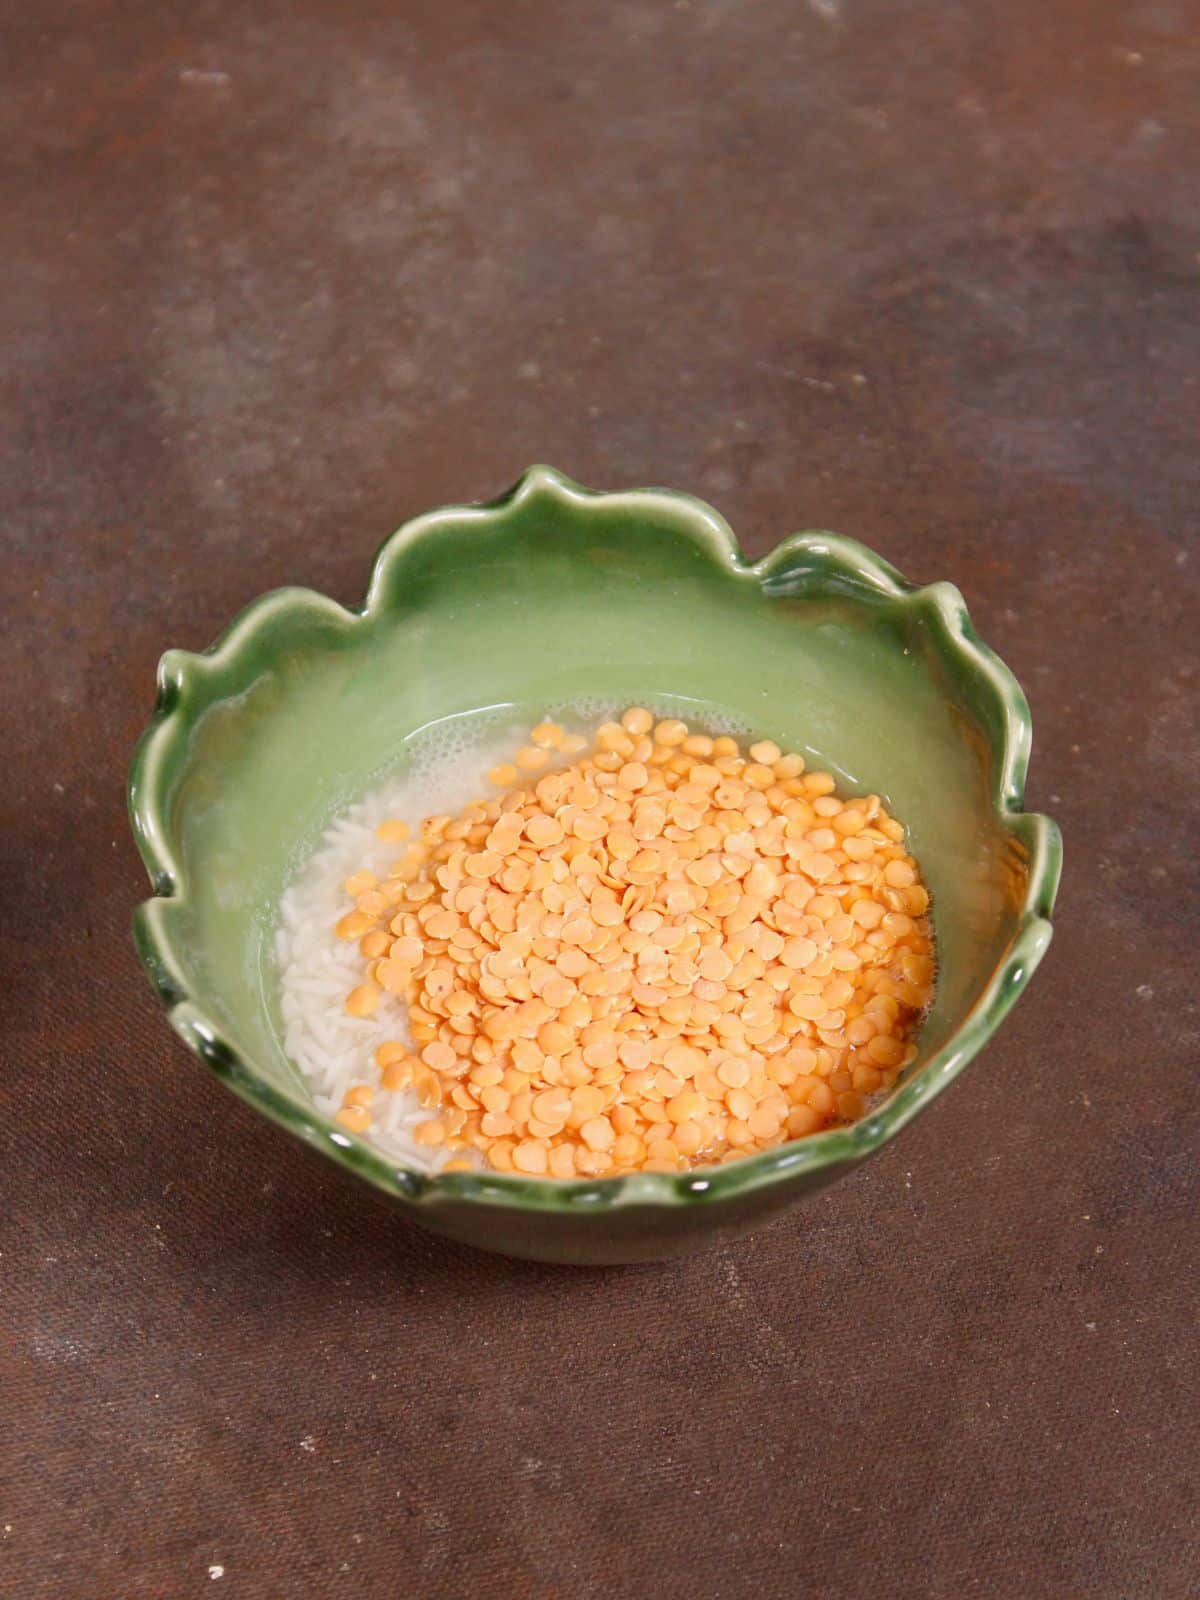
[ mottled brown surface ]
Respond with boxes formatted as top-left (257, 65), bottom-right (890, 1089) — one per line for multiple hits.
top-left (3, 1), bottom-right (1198, 1596)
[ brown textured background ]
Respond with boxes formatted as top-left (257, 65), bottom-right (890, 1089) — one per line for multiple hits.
top-left (3, 2), bottom-right (1198, 1596)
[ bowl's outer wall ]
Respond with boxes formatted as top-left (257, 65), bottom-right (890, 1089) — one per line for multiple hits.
top-left (393, 1162), bottom-right (852, 1265)
top-left (131, 471), bottom-right (1058, 1262)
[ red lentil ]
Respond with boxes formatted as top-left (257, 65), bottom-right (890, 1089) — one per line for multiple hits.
top-left (333, 710), bottom-right (934, 1170)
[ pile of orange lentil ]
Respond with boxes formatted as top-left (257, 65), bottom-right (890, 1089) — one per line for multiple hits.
top-left (332, 709), bottom-right (934, 1177)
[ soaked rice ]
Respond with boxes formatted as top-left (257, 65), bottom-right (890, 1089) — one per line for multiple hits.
top-left (275, 742), bottom-right (513, 1172)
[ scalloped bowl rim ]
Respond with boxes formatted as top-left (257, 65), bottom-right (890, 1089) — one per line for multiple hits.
top-left (128, 465), bottom-right (1062, 1217)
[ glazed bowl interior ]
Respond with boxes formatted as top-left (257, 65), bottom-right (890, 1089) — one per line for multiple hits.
top-left (131, 468), bottom-right (1058, 1257)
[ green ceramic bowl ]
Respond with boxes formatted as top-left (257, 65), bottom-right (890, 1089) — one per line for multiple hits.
top-left (129, 466), bottom-right (1061, 1265)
